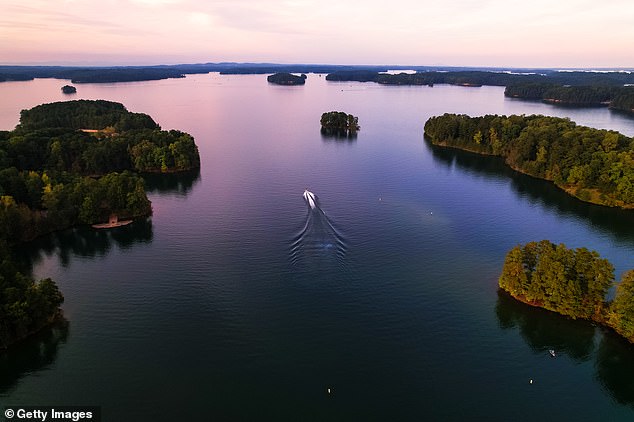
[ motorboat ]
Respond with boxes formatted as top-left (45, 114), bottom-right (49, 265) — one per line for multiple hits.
top-left (303, 189), bottom-right (316, 209)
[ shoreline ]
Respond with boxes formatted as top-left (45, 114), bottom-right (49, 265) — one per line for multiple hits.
top-left (91, 219), bottom-right (133, 229)
top-left (424, 137), bottom-right (634, 210)
top-left (499, 289), bottom-right (633, 345)
top-left (0, 311), bottom-right (65, 352)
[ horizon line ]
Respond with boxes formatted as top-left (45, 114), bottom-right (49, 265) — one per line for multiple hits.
top-left (1, 61), bottom-right (634, 72)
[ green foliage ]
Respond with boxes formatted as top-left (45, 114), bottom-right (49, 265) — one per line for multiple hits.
top-left (0, 241), bottom-right (64, 349)
top-left (542, 86), bottom-right (618, 105)
top-left (499, 240), bottom-right (614, 320)
top-left (506, 84), bottom-right (622, 106)
top-left (501, 242), bottom-right (634, 343)
top-left (126, 130), bottom-right (200, 173)
top-left (0, 100), bottom-right (199, 349)
top-left (609, 270), bottom-right (634, 341)
top-left (610, 88), bottom-right (634, 114)
top-left (320, 111), bottom-right (360, 136)
top-left (17, 100), bottom-right (159, 132)
top-left (504, 83), bottom-right (557, 100)
top-left (0, 102), bottom-right (200, 176)
top-left (424, 113), bottom-right (634, 207)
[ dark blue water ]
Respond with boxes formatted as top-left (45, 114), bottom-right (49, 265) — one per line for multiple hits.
top-left (2, 75), bottom-right (634, 421)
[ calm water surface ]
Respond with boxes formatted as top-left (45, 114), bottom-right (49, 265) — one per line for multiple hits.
top-left (1, 75), bottom-right (634, 421)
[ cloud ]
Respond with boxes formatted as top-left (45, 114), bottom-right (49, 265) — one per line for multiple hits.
top-left (1, 0), bottom-right (633, 67)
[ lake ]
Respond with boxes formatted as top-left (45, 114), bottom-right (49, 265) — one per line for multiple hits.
top-left (2, 74), bottom-right (634, 421)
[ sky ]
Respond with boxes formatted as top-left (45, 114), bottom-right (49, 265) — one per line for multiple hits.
top-left (1, 0), bottom-right (633, 68)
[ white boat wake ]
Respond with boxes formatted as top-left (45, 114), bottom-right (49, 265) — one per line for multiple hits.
top-left (290, 190), bottom-right (347, 267)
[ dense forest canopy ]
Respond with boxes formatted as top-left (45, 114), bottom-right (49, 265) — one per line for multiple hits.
top-left (0, 99), bottom-right (200, 350)
top-left (504, 84), bottom-right (634, 111)
top-left (17, 100), bottom-right (159, 132)
top-left (424, 113), bottom-right (634, 208)
top-left (499, 240), bottom-right (634, 343)
top-left (0, 240), bottom-right (64, 350)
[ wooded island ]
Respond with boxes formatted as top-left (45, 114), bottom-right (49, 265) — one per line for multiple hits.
top-left (267, 73), bottom-right (307, 85)
top-left (320, 111), bottom-right (359, 137)
top-left (0, 99), bottom-right (200, 350)
top-left (500, 241), bottom-right (634, 343)
top-left (61, 85), bottom-right (76, 94)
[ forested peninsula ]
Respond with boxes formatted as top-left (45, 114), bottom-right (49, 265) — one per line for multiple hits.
top-left (0, 99), bottom-right (200, 350)
top-left (424, 114), bottom-right (634, 208)
top-left (325, 70), bottom-right (634, 114)
top-left (499, 241), bottom-right (634, 343)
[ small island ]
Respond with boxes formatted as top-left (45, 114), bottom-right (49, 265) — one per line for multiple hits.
top-left (267, 72), bottom-right (307, 85)
top-left (0, 99), bottom-right (200, 350)
top-left (424, 113), bottom-right (634, 208)
top-left (61, 84), bottom-right (76, 94)
top-left (499, 240), bottom-right (634, 343)
top-left (320, 111), bottom-right (360, 137)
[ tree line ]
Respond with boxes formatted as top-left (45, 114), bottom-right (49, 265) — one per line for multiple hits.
top-left (5, 100), bottom-right (200, 175)
top-left (326, 70), bottom-right (517, 86)
top-left (423, 113), bottom-right (634, 208)
top-left (499, 240), bottom-right (634, 343)
top-left (325, 70), bottom-right (634, 116)
top-left (0, 99), bottom-right (200, 349)
top-left (326, 70), bottom-right (634, 88)
top-left (505, 83), bottom-right (634, 112)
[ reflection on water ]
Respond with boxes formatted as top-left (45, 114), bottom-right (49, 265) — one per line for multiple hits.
top-left (142, 169), bottom-right (201, 196)
top-left (496, 290), bottom-right (634, 408)
top-left (426, 141), bottom-right (634, 243)
top-left (320, 128), bottom-right (358, 142)
top-left (17, 218), bottom-right (153, 270)
top-left (0, 318), bottom-right (69, 394)
top-left (596, 333), bottom-right (634, 407)
top-left (495, 290), bottom-right (596, 362)
top-left (4, 170), bottom-right (198, 391)
top-left (3, 75), bottom-right (634, 419)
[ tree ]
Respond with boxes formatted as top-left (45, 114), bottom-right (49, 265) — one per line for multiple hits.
top-left (320, 111), bottom-right (360, 136)
top-left (424, 113), bottom-right (634, 208)
top-left (609, 270), bottom-right (634, 341)
top-left (499, 240), bottom-right (614, 319)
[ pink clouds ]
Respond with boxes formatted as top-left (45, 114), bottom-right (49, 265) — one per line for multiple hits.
top-left (1, 0), bottom-right (633, 67)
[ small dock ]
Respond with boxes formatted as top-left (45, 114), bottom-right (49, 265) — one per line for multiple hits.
top-left (92, 214), bottom-right (133, 229)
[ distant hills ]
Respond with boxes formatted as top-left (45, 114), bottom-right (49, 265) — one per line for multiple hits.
top-left (0, 63), bottom-right (393, 83)
top-left (3, 62), bottom-right (631, 84)
top-left (2, 63), bottom-right (633, 113)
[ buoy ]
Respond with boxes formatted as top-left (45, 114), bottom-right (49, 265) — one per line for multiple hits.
top-left (327, 388), bottom-right (331, 394)
top-left (529, 379), bottom-right (533, 384)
